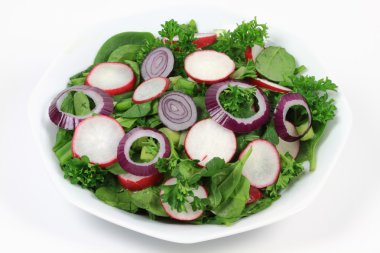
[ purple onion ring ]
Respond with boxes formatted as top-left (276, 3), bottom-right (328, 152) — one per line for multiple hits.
top-left (141, 47), bottom-right (174, 80)
top-left (48, 85), bottom-right (113, 130)
top-left (117, 128), bottom-right (171, 176)
top-left (205, 81), bottom-right (270, 133)
top-left (274, 93), bottom-right (312, 142)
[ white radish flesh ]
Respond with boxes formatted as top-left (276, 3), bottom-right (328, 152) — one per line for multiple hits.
top-left (72, 115), bottom-right (124, 167)
top-left (251, 78), bottom-right (291, 93)
top-left (86, 62), bottom-right (135, 95)
top-left (185, 119), bottom-right (236, 166)
top-left (160, 178), bottom-right (207, 221)
top-left (276, 121), bottom-right (300, 158)
top-left (132, 77), bottom-right (170, 104)
top-left (184, 50), bottom-right (235, 84)
top-left (240, 139), bottom-right (280, 188)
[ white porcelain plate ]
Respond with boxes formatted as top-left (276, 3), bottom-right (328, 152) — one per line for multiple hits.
top-left (29, 11), bottom-right (352, 244)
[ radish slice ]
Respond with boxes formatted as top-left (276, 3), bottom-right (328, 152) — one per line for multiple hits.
top-left (118, 172), bottom-right (162, 191)
top-left (85, 62), bottom-right (135, 95)
top-left (245, 44), bottom-right (264, 62)
top-left (132, 77), bottom-right (170, 104)
top-left (172, 33), bottom-right (217, 48)
top-left (185, 119), bottom-right (236, 166)
top-left (72, 115), bottom-right (124, 167)
top-left (276, 121), bottom-right (300, 158)
top-left (251, 78), bottom-right (291, 93)
top-left (247, 186), bottom-right (263, 204)
top-left (160, 178), bottom-right (207, 221)
top-left (184, 50), bottom-right (235, 84)
top-left (240, 139), bottom-right (280, 188)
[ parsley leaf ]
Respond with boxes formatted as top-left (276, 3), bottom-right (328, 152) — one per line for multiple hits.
top-left (219, 85), bottom-right (256, 118)
top-left (212, 18), bottom-right (268, 63)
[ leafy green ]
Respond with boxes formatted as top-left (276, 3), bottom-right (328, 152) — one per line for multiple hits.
top-left (192, 96), bottom-right (209, 120)
top-left (124, 60), bottom-right (141, 85)
top-left (73, 91), bottom-right (91, 116)
top-left (106, 163), bottom-right (126, 175)
top-left (95, 187), bottom-right (138, 213)
top-left (108, 44), bottom-right (142, 62)
top-left (230, 60), bottom-right (257, 80)
top-left (255, 46), bottom-right (296, 82)
top-left (261, 120), bottom-right (279, 145)
top-left (280, 75), bottom-right (337, 124)
top-left (94, 32), bottom-right (155, 64)
top-left (112, 91), bottom-right (133, 103)
top-left (219, 85), bottom-right (256, 118)
top-left (171, 77), bottom-right (197, 96)
top-left (264, 153), bottom-right (304, 198)
top-left (53, 128), bottom-right (73, 152)
top-left (131, 187), bottom-right (168, 217)
top-left (60, 92), bottom-right (75, 114)
top-left (68, 66), bottom-right (92, 87)
top-left (136, 19), bottom-right (197, 76)
top-left (296, 122), bottom-right (326, 171)
top-left (115, 98), bottom-right (133, 112)
top-left (129, 137), bottom-right (160, 163)
top-left (62, 156), bottom-right (111, 191)
top-left (236, 132), bottom-right (260, 152)
top-left (212, 18), bottom-right (268, 63)
top-left (120, 101), bottom-right (152, 118)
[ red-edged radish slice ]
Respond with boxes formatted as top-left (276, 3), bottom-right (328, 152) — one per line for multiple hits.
top-left (184, 50), bottom-right (235, 84)
top-left (245, 44), bottom-right (264, 62)
top-left (85, 62), bottom-right (135, 95)
top-left (72, 115), bottom-right (124, 167)
top-left (185, 119), bottom-right (236, 167)
top-left (276, 121), bottom-right (300, 158)
top-left (118, 172), bottom-right (162, 191)
top-left (240, 139), bottom-right (280, 188)
top-left (172, 33), bottom-right (217, 48)
top-left (132, 77), bottom-right (170, 104)
top-left (160, 178), bottom-right (207, 221)
top-left (246, 186), bottom-right (263, 204)
top-left (251, 78), bottom-right (291, 93)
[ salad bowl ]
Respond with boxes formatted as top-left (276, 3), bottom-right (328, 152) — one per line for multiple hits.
top-left (29, 10), bottom-right (352, 243)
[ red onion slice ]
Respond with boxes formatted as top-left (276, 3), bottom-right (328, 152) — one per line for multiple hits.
top-left (117, 128), bottom-right (171, 176)
top-left (141, 47), bottom-right (174, 80)
top-left (158, 92), bottom-right (197, 131)
top-left (48, 85), bottom-right (113, 130)
top-left (205, 81), bottom-right (270, 133)
top-left (274, 93), bottom-right (312, 142)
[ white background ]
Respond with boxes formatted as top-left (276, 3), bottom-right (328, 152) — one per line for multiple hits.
top-left (1, 0), bottom-right (379, 252)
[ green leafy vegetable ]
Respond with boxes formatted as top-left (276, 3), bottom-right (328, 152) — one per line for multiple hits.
top-left (212, 18), bottom-right (268, 63)
top-left (94, 32), bottom-right (155, 64)
top-left (108, 44), bottom-right (142, 62)
top-left (255, 46), bottom-right (296, 82)
top-left (121, 101), bottom-right (152, 118)
top-left (62, 156), bottom-right (110, 191)
top-left (230, 60), bottom-right (257, 80)
top-left (261, 120), bottom-right (279, 145)
top-left (95, 187), bottom-right (138, 212)
top-left (124, 60), bottom-right (141, 85)
top-left (73, 91), bottom-right (91, 116)
top-left (131, 187), bottom-right (168, 217)
top-left (219, 85), bottom-right (256, 118)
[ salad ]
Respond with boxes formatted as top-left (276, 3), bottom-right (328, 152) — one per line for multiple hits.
top-left (48, 18), bottom-right (337, 225)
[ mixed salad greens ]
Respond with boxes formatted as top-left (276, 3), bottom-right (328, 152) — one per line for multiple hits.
top-left (48, 18), bottom-right (337, 225)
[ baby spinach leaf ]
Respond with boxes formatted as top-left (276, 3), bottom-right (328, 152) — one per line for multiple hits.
top-left (131, 187), bottom-right (168, 217)
top-left (122, 101), bottom-right (152, 118)
top-left (73, 91), bottom-right (91, 116)
top-left (255, 46), bottom-right (296, 82)
top-left (95, 187), bottom-right (138, 213)
top-left (94, 32), bottom-right (155, 64)
top-left (108, 44), bottom-right (142, 62)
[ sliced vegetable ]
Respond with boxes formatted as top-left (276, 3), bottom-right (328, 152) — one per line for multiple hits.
top-left (245, 44), bottom-right (264, 62)
top-left (246, 186), bottom-right (263, 204)
top-left (251, 78), bottom-right (291, 93)
top-left (276, 121), bottom-right (300, 158)
top-left (160, 178), bottom-right (207, 221)
top-left (48, 85), bottom-right (113, 130)
top-left (118, 172), bottom-right (162, 191)
top-left (72, 115), bottom-right (124, 167)
top-left (172, 33), bottom-right (217, 48)
top-left (274, 93), bottom-right (312, 142)
top-left (205, 81), bottom-right (270, 133)
top-left (158, 92), bottom-right (197, 131)
top-left (132, 77), bottom-right (170, 104)
top-left (184, 50), bottom-right (235, 84)
top-left (141, 47), bottom-right (174, 80)
top-left (85, 62), bottom-right (135, 95)
top-left (117, 128), bottom-right (171, 176)
top-left (241, 139), bottom-right (280, 188)
top-left (185, 119), bottom-right (236, 166)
